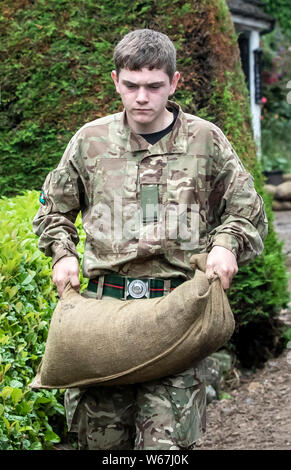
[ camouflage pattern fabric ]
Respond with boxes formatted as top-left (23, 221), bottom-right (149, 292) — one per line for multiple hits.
top-left (65, 363), bottom-right (206, 450)
top-left (33, 101), bottom-right (268, 280)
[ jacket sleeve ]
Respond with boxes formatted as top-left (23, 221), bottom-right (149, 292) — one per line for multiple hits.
top-left (207, 128), bottom-right (268, 266)
top-left (33, 133), bottom-right (84, 267)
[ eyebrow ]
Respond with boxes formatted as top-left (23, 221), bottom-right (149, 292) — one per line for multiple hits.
top-left (121, 80), bottom-right (166, 86)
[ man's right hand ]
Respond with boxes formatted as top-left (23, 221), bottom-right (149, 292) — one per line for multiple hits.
top-left (52, 256), bottom-right (80, 297)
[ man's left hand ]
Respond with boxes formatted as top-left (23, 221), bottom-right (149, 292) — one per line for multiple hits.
top-left (206, 246), bottom-right (238, 289)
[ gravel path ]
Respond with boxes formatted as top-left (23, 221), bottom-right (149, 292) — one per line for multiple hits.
top-left (196, 346), bottom-right (291, 450)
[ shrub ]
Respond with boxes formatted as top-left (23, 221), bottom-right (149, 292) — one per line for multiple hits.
top-left (0, 191), bottom-right (84, 449)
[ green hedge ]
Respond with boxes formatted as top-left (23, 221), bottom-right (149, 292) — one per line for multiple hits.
top-left (0, 192), bottom-right (59, 449)
top-left (0, 0), bottom-right (259, 194)
top-left (0, 191), bottom-right (84, 449)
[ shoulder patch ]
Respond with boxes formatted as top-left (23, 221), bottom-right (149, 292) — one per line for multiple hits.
top-left (39, 189), bottom-right (46, 205)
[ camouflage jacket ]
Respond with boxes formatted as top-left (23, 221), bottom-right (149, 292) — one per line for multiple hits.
top-left (33, 101), bottom-right (268, 280)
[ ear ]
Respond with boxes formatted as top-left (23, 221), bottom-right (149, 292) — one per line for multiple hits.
top-left (111, 70), bottom-right (120, 93)
top-left (169, 71), bottom-right (180, 96)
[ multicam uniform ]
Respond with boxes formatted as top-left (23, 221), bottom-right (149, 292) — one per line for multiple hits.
top-left (33, 101), bottom-right (268, 450)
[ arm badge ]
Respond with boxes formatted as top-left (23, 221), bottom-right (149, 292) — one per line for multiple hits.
top-left (39, 189), bottom-right (46, 205)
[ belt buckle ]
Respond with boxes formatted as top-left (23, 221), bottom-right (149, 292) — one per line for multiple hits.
top-left (126, 278), bottom-right (150, 299)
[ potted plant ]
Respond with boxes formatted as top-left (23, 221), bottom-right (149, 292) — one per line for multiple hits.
top-left (261, 153), bottom-right (289, 185)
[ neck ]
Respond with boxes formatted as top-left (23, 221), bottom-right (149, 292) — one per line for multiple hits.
top-left (127, 108), bottom-right (174, 134)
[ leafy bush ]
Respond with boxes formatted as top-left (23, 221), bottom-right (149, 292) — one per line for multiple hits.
top-left (0, 0), bottom-right (255, 196)
top-left (0, 191), bottom-right (85, 449)
top-left (0, 0), bottom-right (158, 196)
top-left (262, 0), bottom-right (291, 39)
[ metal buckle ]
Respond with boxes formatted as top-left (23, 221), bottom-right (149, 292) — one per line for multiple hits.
top-left (126, 279), bottom-right (150, 299)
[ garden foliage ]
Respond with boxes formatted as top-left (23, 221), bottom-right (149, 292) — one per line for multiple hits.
top-left (262, 0), bottom-right (291, 39)
top-left (0, 0), bottom-right (258, 194)
top-left (0, 0), bottom-right (290, 449)
top-left (0, 192), bottom-right (63, 449)
top-left (0, 191), bottom-right (86, 449)
top-left (260, 27), bottom-right (291, 172)
top-left (260, 1), bottom-right (291, 172)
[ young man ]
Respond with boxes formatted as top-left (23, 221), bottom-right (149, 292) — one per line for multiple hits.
top-left (33, 29), bottom-right (268, 450)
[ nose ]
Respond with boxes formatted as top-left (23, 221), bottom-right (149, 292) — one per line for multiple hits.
top-left (136, 86), bottom-right (149, 103)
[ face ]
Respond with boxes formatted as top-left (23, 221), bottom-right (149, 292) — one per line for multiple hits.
top-left (111, 67), bottom-right (180, 133)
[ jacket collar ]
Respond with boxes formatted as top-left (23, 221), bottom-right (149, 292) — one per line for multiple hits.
top-left (119, 101), bottom-right (188, 155)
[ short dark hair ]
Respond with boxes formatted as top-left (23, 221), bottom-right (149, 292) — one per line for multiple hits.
top-left (113, 29), bottom-right (176, 81)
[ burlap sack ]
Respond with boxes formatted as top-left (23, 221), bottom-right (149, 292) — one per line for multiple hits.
top-left (29, 253), bottom-right (235, 390)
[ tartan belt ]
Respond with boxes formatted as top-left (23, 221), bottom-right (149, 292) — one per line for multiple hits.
top-left (87, 274), bottom-right (185, 300)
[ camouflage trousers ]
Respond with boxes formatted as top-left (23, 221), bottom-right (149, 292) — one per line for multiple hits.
top-left (65, 364), bottom-right (206, 451)
top-left (64, 290), bottom-right (207, 450)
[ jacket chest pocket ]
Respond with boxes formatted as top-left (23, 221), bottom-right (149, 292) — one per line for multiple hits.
top-left (164, 156), bottom-right (207, 251)
top-left (91, 158), bottom-right (138, 205)
top-left (88, 158), bottom-right (139, 254)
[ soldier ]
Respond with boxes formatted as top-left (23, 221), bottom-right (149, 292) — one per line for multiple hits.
top-left (33, 29), bottom-right (268, 450)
